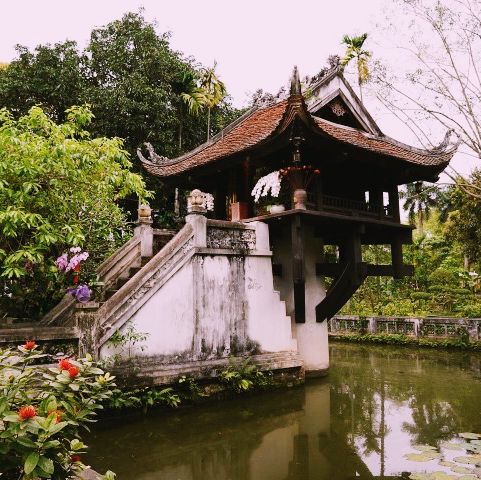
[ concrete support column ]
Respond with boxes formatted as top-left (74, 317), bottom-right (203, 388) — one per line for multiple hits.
top-left (291, 226), bottom-right (328, 376)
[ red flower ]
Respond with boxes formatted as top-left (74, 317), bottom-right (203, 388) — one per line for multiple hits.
top-left (71, 455), bottom-right (81, 463)
top-left (48, 409), bottom-right (63, 423)
top-left (23, 340), bottom-right (36, 350)
top-left (58, 358), bottom-right (73, 370)
top-left (68, 366), bottom-right (80, 378)
top-left (18, 405), bottom-right (36, 421)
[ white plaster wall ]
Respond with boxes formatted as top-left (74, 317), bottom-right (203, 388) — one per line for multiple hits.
top-left (245, 255), bottom-right (295, 352)
top-left (272, 223), bottom-right (329, 373)
top-left (193, 255), bottom-right (245, 357)
top-left (100, 263), bottom-right (194, 359)
top-left (100, 221), bottom-right (297, 361)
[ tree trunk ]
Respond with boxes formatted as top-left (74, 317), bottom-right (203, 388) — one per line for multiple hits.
top-left (207, 108), bottom-right (211, 141)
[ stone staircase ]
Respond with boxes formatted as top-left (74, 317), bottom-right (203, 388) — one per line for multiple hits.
top-left (40, 227), bottom-right (176, 327)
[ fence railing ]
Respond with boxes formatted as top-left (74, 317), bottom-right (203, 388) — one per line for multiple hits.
top-left (329, 315), bottom-right (481, 341)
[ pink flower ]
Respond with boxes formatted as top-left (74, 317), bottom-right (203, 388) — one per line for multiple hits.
top-left (55, 254), bottom-right (68, 271)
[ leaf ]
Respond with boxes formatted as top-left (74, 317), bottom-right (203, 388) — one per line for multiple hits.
top-left (16, 436), bottom-right (37, 449)
top-left (405, 452), bottom-right (441, 462)
top-left (413, 444), bottom-right (438, 452)
top-left (24, 451), bottom-right (39, 474)
top-left (453, 455), bottom-right (481, 464)
top-left (459, 433), bottom-right (481, 440)
top-left (38, 456), bottom-right (54, 475)
top-left (451, 465), bottom-right (474, 474)
top-left (440, 441), bottom-right (463, 451)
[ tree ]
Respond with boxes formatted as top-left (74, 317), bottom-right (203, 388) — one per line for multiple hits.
top-left (373, 0), bottom-right (481, 196)
top-left (0, 13), bottom-right (241, 219)
top-left (0, 41), bottom-right (86, 122)
top-left (0, 105), bottom-right (149, 320)
top-left (399, 181), bottom-right (438, 234)
top-left (341, 33), bottom-right (371, 102)
top-left (445, 169), bottom-right (481, 267)
top-left (199, 62), bottom-right (227, 140)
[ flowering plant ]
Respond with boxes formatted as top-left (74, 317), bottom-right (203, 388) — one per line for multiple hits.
top-left (56, 247), bottom-right (92, 303)
top-left (279, 165), bottom-right (320, 189)
top-left (67, 284), bottom-right (92, 303)
top-left (55, 247), bottom-right (89, 275)
top-left (251, 171), bottom-right (282, 203)
top-left (0, 342), bottom-right (116, 479)
top-left (203, 192), bottom-right (215, 211)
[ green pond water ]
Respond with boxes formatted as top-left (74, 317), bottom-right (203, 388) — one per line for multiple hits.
top-left (86, 343), bottom-right (481, 479)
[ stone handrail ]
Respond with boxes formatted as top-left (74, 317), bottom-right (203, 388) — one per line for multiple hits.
top-left (96, 235), bottom-right (141, 285)
top-left (95, 222), bottom-right (195, 348)
top-left (329, 315), bottom-right (481, 340)
top-left (40, 236), bottom-right (142, 326)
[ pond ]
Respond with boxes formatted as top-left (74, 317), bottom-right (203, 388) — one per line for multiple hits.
top-left (85, 343), bottom-right (481, 479)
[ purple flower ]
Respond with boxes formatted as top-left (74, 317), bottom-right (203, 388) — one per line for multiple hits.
top-left (55, 254), bottom-right (68, 271)
top-left (67, 284), bottom-right (92, 303)
top-left (65, 251), bottom-right (89, 272)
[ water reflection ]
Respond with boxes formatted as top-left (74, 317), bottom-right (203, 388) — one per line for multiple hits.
top-left (86, 344), bottom-right (481, 479)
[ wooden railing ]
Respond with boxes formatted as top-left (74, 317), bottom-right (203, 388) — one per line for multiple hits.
top-left (303, 193), bottom-right (393, 218)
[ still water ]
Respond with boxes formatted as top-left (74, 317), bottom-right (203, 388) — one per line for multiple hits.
top-left (86, 343), bottom-right (481, 479)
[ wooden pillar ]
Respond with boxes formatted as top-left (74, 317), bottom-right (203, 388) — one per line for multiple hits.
top-left (214, 182), bottom-right (227, 220)
top-left (370, 188), bottom-right (384, 217)
top-left (230, 158), bottom-right (252, 220)
top-left (291, 215), bottom-right (305, 323)
top-left (388, 185), bottom-right (400, 221)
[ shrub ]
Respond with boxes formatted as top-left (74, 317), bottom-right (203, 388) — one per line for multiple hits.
top-left (0, 342), bottom-right (116, 479)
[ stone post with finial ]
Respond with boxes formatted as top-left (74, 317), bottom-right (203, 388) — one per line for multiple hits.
top-left (134, 204), bottom-right (154, 258)
top-left (186, 189), bottom-right (207, 247)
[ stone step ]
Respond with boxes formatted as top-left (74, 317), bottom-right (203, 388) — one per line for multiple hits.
top-left (104, 289), bottom-right (119, 301)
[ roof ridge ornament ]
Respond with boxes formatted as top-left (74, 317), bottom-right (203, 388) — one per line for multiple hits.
top-left (430, 129), bottom-right (461, 152)
top-left (290, 65), bottom-right (302, 96)
top-left (137, 142), bottom-right (170, 165)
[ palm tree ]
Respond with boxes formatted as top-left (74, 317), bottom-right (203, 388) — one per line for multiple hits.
top-left (400, 182), bottom-right (439, 235)
top-left (199, 62), bottom-right (226, 140)
top-left (181, 62), bottom-right (226, 141)
top-left (341, 33), bottom-right (371, 102)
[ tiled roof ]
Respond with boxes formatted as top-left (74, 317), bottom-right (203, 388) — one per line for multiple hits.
top-left (141, 101), bottom-right (288, 177)
top-left (139, 92), bottom-right (456, 178)
top-left (312, 117), bottom-right (456, 167)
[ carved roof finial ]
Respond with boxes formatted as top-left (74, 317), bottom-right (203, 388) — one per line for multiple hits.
top-left (290, 65), bottom-right (301, 96)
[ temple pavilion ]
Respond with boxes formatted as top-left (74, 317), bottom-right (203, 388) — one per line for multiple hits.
top-left (138, 66), bottom-right (456, 363)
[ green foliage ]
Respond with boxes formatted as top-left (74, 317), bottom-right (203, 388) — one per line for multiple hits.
top-left (331, 333), bottom-right (481, 351)
top-left (108, 386), bottom-right (181, 412)
top-left (0, 12), bottom-right (242, 218)
top-left (341, 33), bottom-right (371, 100)
top-left (446, 169), bottom-right (481, 267)
top-left (343, 209), bottom-right (481, 318)
top-left (106, 322), bottom-right (150, 362)
top-left (219, 358), bottom-right (272, 393)
top-left (0, 344), bottom-right (116, 479)
top-left (106, 361), bottom-right (274, 414)
top-left (0, 105), bottom-right (149, 319)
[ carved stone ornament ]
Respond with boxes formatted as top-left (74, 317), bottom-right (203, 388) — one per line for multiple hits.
top-left (330, 99), bottom-right (347, 117)
top-left (207, 227), bottom-right (256, 251)
top-left (187, 189), bottom-right (207, 214)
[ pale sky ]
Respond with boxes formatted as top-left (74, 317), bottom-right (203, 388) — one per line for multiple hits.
top-left (1, 0), bottom-right (477, 178)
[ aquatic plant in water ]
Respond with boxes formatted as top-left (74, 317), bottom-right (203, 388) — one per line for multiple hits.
top-left (404, 432), bottom-right (481, 479)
